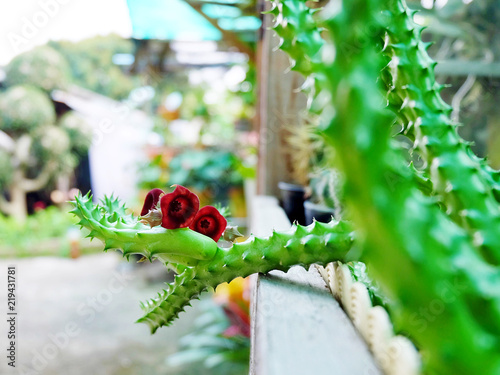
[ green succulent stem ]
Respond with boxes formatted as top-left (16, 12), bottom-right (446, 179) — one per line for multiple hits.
top-left (305, 0), bottom-right (500, 372)
top-left (139, 220), bottom-right (355, 333)
top-left (383, 0), bottom-right (500, 264)
top-left (71, 194), bottom-right (217, 266)
top-left (71, 193), bottom-right (355, 333)
top-left (267, 0), bottom-right (325, 110)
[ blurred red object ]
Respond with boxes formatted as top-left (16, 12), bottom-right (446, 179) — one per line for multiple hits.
top-left (33, 201), bottom-right (46, 212)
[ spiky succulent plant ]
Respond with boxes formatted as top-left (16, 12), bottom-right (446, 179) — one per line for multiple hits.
top-left (71, 190), bottom-right (355, 332)
top-left (72, 0), bottom-right (500, 373)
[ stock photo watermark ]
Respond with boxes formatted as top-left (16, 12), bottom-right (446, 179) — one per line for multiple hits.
top-left (6, 266), bottom-right (17, 368)
top-left (8, 0), bottom-right (73, 54)
top-left (408, 276), bottom-right (468, 333)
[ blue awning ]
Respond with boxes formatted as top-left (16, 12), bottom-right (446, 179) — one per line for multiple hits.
top-left (126, 0), bottom-right (222, 41)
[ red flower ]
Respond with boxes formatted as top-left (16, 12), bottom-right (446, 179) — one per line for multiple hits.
top-left (140, 188), bottom-right (165, 216)
top-left (160, 185), bottom-right (200, 229)
top-left (189, 206), bottom-right (227, 242)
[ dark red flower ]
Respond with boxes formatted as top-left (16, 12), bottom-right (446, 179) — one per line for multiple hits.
top-left (160, 185), bottom-right (200, 229)
top-left (189, 205), bottom-right (227, 242)
top-left (140, 188), bottom-right (165, 216)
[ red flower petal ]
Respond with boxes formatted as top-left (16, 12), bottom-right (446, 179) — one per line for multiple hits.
top-left (189, 205), bottom-right (227, 242)
top-left (160, 185), bottom-right (200, 229)
top-left (140, 188), bottom-right (165, 216)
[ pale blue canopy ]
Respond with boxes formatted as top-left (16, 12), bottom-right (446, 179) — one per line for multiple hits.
top-left (126, 0), bottom-right (222, 41)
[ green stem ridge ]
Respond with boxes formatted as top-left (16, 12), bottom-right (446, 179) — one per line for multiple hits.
top-left (268, 0), bottom-right (324, 77)
top-left (383, 0), bottom-right (500, 264)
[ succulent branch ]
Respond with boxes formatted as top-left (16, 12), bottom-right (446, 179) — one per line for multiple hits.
top-left (71, 194), bottom-right (218, 266)
top-left (139, 219), bottom-right (354, 333)
top-left (264, 0), bottom-right (325, 107)
top-left (383, 0), bottom-right (500, 264)
top-left (71, 192), bottom-right (355, 333)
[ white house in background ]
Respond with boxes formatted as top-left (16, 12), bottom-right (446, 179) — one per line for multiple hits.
top-left (53, 86), bottom-right (153, 202)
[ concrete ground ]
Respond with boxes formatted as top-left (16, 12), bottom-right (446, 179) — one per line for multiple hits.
top-left (0, 253), bottom-right (203, 375)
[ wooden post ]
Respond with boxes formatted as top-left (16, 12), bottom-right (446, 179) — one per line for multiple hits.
top-left (256, 0), bottom-right (308, 197)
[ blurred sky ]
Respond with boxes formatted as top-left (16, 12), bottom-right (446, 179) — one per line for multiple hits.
top-left (0, 0), bottom-right (132, 66)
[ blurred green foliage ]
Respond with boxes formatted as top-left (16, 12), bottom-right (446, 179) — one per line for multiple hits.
top-left (139, 154), bottom-right (170, 191)
top-left (0, 84), bottom-right (92, 192)
top-left (59, 111), bottom-right (94, 156)
top-left (180, 87), bottom-right (210, 120)
top-left (0, 206), bottom-right (86, 256)
top-left (407, 0), bottom-right (499, 60)
top-left (140, 63), bottom-right (257, 206)
top-left (31, 124), bottom-right (76, 172)
top-left (308, 168), bottom-right (338, 209)
top-left (4, 45), bottom-right (71, 92)
top-left (233, 63), bottom-right (256, 111)
top-left (0, 85), bottom-right (55, 132)
top-left (168, 150), bottom-right (248, 191)
top-left (167, 300), bottom-right (249, 375)
top-left (0, 150), bottom-right (13, 188)
top-left (0, 46), bottom-right (93, 220)
top-left (49, 35), bottom-right (137, 100)
top-left (140, 149), bottom-right (253, 205)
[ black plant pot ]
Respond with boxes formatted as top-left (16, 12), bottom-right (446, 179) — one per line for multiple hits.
top-left (304, 200), bottom-right (335, 225)
top-left (278, 182), bottom-right (306, 225)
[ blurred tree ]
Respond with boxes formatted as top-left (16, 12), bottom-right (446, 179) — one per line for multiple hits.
top-left (49, 35), bottom-right (136, 100)
top-left (0, 48), bottom-right (92, 222)
top-left (4, 45), bottom-right (71, 92)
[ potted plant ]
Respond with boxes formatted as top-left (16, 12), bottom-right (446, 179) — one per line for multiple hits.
top-left (279, 119), bottom-right (324, 225)
top-left (284, 117), bottom-right (340, 225)
top-left (304, 168), bottom-right (340, 225)
top-left (277, 181), bottom-right (306, 225)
